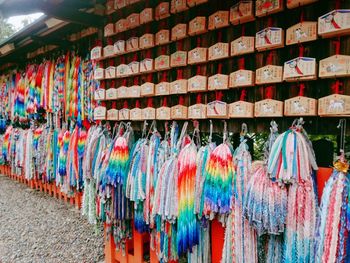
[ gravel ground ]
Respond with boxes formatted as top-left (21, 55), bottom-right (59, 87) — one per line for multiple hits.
top-left (0, 174), bottom-right (104, 263)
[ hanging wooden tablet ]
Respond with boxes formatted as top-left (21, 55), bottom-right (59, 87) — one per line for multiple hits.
top-left (171, 24), bottom-right (187, 41)
top-left (128, 61), bottom-right (140, 75)
top-left (187, 0), bottom-right (208, 7)
top-left (155, 55), bottom-right (170, 71)
top-left (256, 0), bottom-right (283, 17)
top-left (104, 23), bottom-right (114, 37)
top-left (140, 8), bottom-right (153, 24)
top-left (103, 45), bottom-right (116, 58)
top-left (229, 70), bottom-right (254, 88)
top-left (209, 11), bottom-right (229, 30)
top-left (256, 27), bottom-right (284, 51)
top-left (171, 51), bottom-right (187, 68)
top-left (127, 13), bottom-right (140, 29)
top-left (189, 17), bottom-right (207, 36)
top-left (118, 86), bottom-right (128, 98)
top-left (318, 10), bottom-right (350, 38)
top-left (286, 22), bottom-right (317, 45)
top-left (208, 74), bottom-right (229, 90)
top-left (171, 105), bottom-right (188, 119)
top-left (230, 1), bottom-right (255, 25)
top-left (318, 94), bottom-right (350, 116)
top-left (287, 0), bottom-right (318, 9)
top-left (319, 55), bottom-right (350, 78)
top-left (130, 107), bottom-right (142, 120)
top-left (229, 101), bottom-right (254, 118)
top-left (115, 19), bottom-right (127, 33)
top-left (106, 1), bottom-right (115, 15)
top-left (105, 66), bottom-right (116, 79)
top-left (208, 42), bottom-right (229, 61)
top-left (126, 37), bottom-right (139, 52)
top-left (155, 30), bottom-right (170, 45)
top-left (140, 34), bottom-right (154, 49)
top-left (231, 36), bottom-right (255, 56)
top-left (94, 88), bottom-right (106, 101)
top-left (284, 96), bottom-right (317, 116)
top-left (94, 106), bottom-right (107, 120)
top-left (107, 109), bottom-right (119, 121)
top-left (283, 57), bottom-right (316, 81)
top-left (91, 46), bottom-right (102, 60)
top-left (170, 79), bottom-right (187, 94)
top-left (156, 107), bottom-right (171, 120)
top-left (188, 103), bottom-right (207, 119)
top-left (155, 2), bottom-right (170, 20)
top-left (128, 85), bottom-right (141, 98)
top-left (155, 82), bottom-right (170, 96)
top-left (141, 82), bottom-right (155, 97)
top-left (94, 68), bottom-right (105, 80)
top-left (105, 88), bottom-right (118, 100)
top-left (119, 108), bottom-right (130, 120)
top-left (129, 0), bottom-right (141, 5)
top-left (116, 64), bottom-right (131, 78)
top-left (255, 65), bottom-right (283, 84)
top-left (114, 0), bottom-right (127, 9)
top-left (171, 0), bottom-right (188, 13)
top-left (188, 47), bottom-right (207, 64)
top-left (207, 100), bottom-right (228, 118)
top-left (255, 99), bottom-right (283, 117)
top-left (188, 75), bottom-right (207, 92)
top-left (114, 40), bottom-right (126, 54)
top-left (140, 58), bottom-right (154, 73)
top-left (142, 107), bottom-right (156, 120)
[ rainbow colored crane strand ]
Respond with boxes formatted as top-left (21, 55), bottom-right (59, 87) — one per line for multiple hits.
top-left (58, 130), bottom-right (70, 178)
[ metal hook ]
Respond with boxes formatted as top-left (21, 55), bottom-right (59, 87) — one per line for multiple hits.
top-left (241, 123), bottom-right (248, 136)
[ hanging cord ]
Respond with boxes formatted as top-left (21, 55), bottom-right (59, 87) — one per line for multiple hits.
top-left (223, 120), bottom-right (228, 143)
top-left (208, 120), bottom-right (213, 143)
top-left (192, 120), bottom-right (201, 148)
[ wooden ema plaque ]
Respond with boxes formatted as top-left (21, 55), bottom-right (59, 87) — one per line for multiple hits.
top-left (208, 74), bottom-right (229, 90)
top-left (287, 0), bottom-right (318, 9)
top-left (155, 2), bottom-right (170, 20)
top-left (127, 13), bottom-right (140, 29)
top-left (255, 65), bottom-right (283, 84)
top-left (208, 42), bottom-right (229, 61)
top-left (254, 99), bottom-right (283, 117)
top-left (126, 37), bottom-right (139, 52)
top-left (230, 1), bottom-right (255, 25)
top-left (129, 0), bottom-right (141, 5)
top-left (128, 85), bottom-right (141, 98)
top-left (104, 23), bottom-right (114, 37)
top-left (256, 0), bottom-right (283, 17)
top-left (188, 47), bottom-right (207, 65)
top-left (128, 61), bottom-right (140, 75)
top-left (229, 70), bottom-right (254, 88)
top-left (105, 88), bottom-right (118, 100)
top-left (256, 27), bottom-right (284, 51)
top-left (118, 86), bottom-right (128, 98)
top-left (107, 109), bottom-right (119, 121)
top-left (140, 8), bottom-right (153, 24)
top-left (114, 40), bottom-right (126, 54)
top-left (106, 1), bottom-right (115, 15)
top-left (187, 0), bottom-right (208, 7)
top-left (318, 94), bottom-right (350, 116)
top-left (171, 0), bottom-right (188, 13)
top-left (188, 104), bottom-right (207, 119)
top-left (155, 30), bottom-right (170, 45)
top-left (105, 66), bottom-right (116, 79)
top-left (284, 96), bottom-right (317, 116)
top-left (229, 101), bottom-right (254, 118)
top-left (114, 0), bottom-right (127, 9)
top-left (319, 55), bottom-right (350, 78)
top-left (103, 45), bottom-right (115, 58)
top-left (140, 58), bottom-right (154, 73)
top-left (119, 108), bottom-right (130, 120)
top-left (172, 24), bottom-right (187, 41)
top-left (115, 19), bottom-right (127, 33)
top-left (189, 17), bottom-right (207, 36)
top-left (142, 107), bottom-right (156, 120)
top-left (171, 51), bottom-right (187, 68)
top-left (286, 22), bottom-right (317, 45)
top-left (156, 106), bottom-right (171, 120)
top-left (91, 46), bottom-right (102, 60)
top-left (170, 79), bottom-right (187, 94)
top-left (94, 106), bottom-right (106, 120)
top-left (209, 11), bottom-right (229, 30)
top-left (318, 10), bottom-right (350, 38)
top-left (155, 82), bottom-right (170, 96)
top-left (155, 55), bottom-right (170, 71)
top-left (207, 101), bottom-right (228, 118)
top-left (94, 68), bottom-right (104, 80)
top-left (231, 36), bottom-right (255, 56)
top-left (141, 82), bottom-right (155, 97)
top-left (188, 75), bottom-right (207, 92)
top-left (94, 89), bottom-right (106, 101)
top-left (283, 57), bottom-right (316, 81)
top-left (171, 105), bottom-right (188, 119)
top-left (130, 107), bottom-right (142, 121)
top-left (140, 34), bottom-right (154, 49)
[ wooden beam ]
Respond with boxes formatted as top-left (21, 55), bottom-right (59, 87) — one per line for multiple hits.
top-left (31, 36), bottom-right (71, 48)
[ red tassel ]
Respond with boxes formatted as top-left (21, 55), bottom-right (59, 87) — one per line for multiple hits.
top-left (162, 71), bottom-right (167, 82)
top-left (266, 86), bottom-right (274, 99)
top-left (197, 37), bottom-right (201, 47)
top-left (299, 44), bottom-right (304, 57)
top-left (122, 79), bottom-right (127, 86)
top-left (216, 91), bottom-right (223, 101)
top-left (177, 69), bottom-right (183, 79)
top-left (107, 38), bottom-right (113, 45)
top-left (197, 65), bottom-right (201, 75)
top-left (135, 100), bottom-right (140, 108)
top-left (333, 38), bottom-right (341, 55)
top-left (134, 77), bottom-right (139, 85)
top-left (218, 63), bottom-right (223, 74)
top-left (147, 98), bottom-right (153, 107)
top-left (179, 96), bottom-right (185, 105)
top-left (163, 97), bottom-right (167, 107)
top-left (196, 94), bottom-right (202, 104)
top-left (238, 58), bottom-right (245, 70)
top-left (332, 80), bottom-right (343, 94)
top-left (240, 89), bottom-right (247, 101)
top-left (111, 80), bottom-right (115, 88)
top-left (266, 52), bottom-right (273, 64)
top-left (147, 74), bottom-right (152, 82)
top-left (123, 100), bottom-right (128, 109)
top-left (299, 83), bottom-right (305, 96)
top-left (112, 102), bottom-right (117, 108)
top-left (241, 25), bottom-right (245, 36)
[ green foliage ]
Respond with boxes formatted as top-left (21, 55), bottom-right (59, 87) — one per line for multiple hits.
top-left (0, 18), bottom-right (15, 42)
